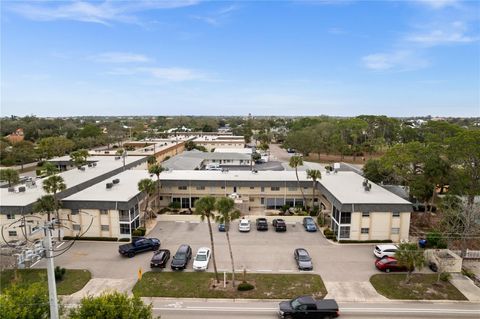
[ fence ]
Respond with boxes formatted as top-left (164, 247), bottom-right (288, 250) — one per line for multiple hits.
top-left (451, 249), bottom-right (480, 259)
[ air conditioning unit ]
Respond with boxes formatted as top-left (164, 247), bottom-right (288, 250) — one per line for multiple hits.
top-left (8, 187), bottom-right (15, 192)
top-left (112, 179), bottom-right (120, 184)
top-left (18, 186), bottom-right (26, 192)
top-left (106, 183), bottom-right (113, 189)
top-left (364, 183), bottom-right (372, 192)
top-left (115, 156), bottom-right (121, 160)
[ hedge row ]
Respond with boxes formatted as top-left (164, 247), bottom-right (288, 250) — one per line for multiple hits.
top-left (63, 236), bottom-right (118, 241)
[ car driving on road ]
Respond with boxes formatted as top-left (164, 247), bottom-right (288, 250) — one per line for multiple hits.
top-left (279, 295), bottom-right (339, 318)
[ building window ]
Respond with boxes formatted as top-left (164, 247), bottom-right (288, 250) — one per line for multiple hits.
top-left (250, 187), bottom-right (255, 190)
top-left (8, 231), bottom-right (17, 237)
top-left (392, 228), bottom-right (400, 234)
top-left (221, 186), bottom-right (225, 190)
top-left (361, 228), bottom-right (369, 234)
top-left (362, 212), bottom-right (370, 217)
top-left (271, 187), bottom-right (280, 191)
top-left (261, 187), bottom-right (265, 192)
top-left (100, 209), bottom-right (108, 215)
top-left (119, 210), bottom-right (129, 222)
top-left (261, 198), bottom-right (265, 205)
top-left (393, 212), bottom-right (400, 217)
top-left (160, 196), bottom-right (163, 200)
top-left (249, 197), bottom-right (254, 202)
top-left (6, 214), bottom-right (15, 219)
top-left (101, 225), bottom-right (109, 231)
top-left (178, 186), bottom-right (187, 190)
top-left (71, 209), bottom-right (79, 215)
top-left (285, 198), bottom-right (295, 207)
top-left (340, 212), bottom-right (351, 224)
top-left (288, 187), bottom-right (297, 191)
top-left (339, 226), bottom-right (350, 239)
top-left (196, 186), bottom-right (205, 190)
top-left (120, 224), bottom-right (130, 235)
top-left (72, 224), bottom-right (81, 231)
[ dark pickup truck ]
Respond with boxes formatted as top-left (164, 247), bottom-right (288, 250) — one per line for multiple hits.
top-left (118, 237), bottom-right (160, 258)
top-left (279, 296), bottom-right (339, 319)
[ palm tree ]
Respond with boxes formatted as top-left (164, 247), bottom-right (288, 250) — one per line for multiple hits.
top-left (0, 168), bottom-right (19, 187)
top-left (289, 156), bottom-right (307, 210)
top-left (41, 162), bottom-right (59, 176)
top-left (70, 149), bottom-right (89, 167)
top-left (215, 197), bottom-right (241, 287)
top-left (148, 164), bottom-right (165, 211)
top-left (42, 175), bottom-right (66, 239)
top-left (137, 178), bottom-right (156, 228)
top-left (306, 169), bottom-right (322, 215)
top-left (147, 155), bottom-right (157, 166)
top-left (395, 242), bottom-right (425, 284)
top-left (195, 196), bottom-right (219, 283)
top-left (33, 195), bottom-right (57, 221)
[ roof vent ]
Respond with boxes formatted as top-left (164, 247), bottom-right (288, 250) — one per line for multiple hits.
top-left (106, 183), bottom-right (113, 189)
top-left (112, 179), bottom-right (120, 184)
top-left (78, 166), bottom-right (85, 171)
top-left (115, 156), bottom-right (121, 160)
top-left (88, 163), bottom-right (93, 167)
top-left (362, 179), bottom-right (368, 187)
top-left (8, 187), bottom-right (15, 192)
top-left (221, 168), bottom-right (229, 173)
top-left (252, 170), bottom-right (258, 174)
top-left (364, 183), bottom-right (372, 192)
top-left (18, 186), bottom-right (26, 192)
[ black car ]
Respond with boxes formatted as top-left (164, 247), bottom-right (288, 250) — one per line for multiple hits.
top-left (273, 219), bottom-right (287, 232)
top-left (279, 296), bottom-right (339, 318)
top-left (118, 237), bottom-right (160, 258)
top-left (171, 244), bottom-right (192, 270)
top-left (256, 218), bottom-right (268, 231)
top-left (150, 249), bottom-right (170, 268)
top-left (294, 248), bottom-right (313, 271)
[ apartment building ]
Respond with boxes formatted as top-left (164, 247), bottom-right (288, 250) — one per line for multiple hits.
top-left (193, 135), bottom-right (245, 151)
top-left (162, 150), bottom-right (252, 170)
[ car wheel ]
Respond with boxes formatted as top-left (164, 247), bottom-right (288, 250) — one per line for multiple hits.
top-left (284, 315), bottom-right (293, 319)
top-left (127, 252), bottom-right (135, 258)
top-left (152, 245), bottom-right (159, 251)
top-left (385, 268), bottom-right (390, 273)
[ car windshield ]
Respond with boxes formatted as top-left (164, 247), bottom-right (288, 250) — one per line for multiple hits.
top-left (196, 254), bottom-right (207, 261)
top-left (298, 252), bottom-right (310, 261)
top-left (305, 219), bottom-right (314, 224)
top-left (174, 253), bottom-right (185, 259)
top-left (291, 298), bottom-right (302, 309)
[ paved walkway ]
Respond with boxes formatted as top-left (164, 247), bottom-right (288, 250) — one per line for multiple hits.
top-left (66, 278), bottom-right (137, 300)
top-left (450, 273), bottom-right (480, 301)
top-left (325, 281), bottom-right (388, 302)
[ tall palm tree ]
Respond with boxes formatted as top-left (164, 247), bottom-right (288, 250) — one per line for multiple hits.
top-left (395, 242), bottom-right (425, 284)
top-left (33, 195), bottom-right (57, 222)
top-left (195, 196), bottom-right (219, 283)
top-left (306, 169), bottom-right (322, 215)
top-left (42, 175), bottom-right (66, 239)
top-left (70, 149), bottom-right (89, 167)
top-left (148, 164), bottom-right (165, 211)
top-left (41, 162), bottom-right (59, 176)
top-left (137, 178), bottom-right (156, 228)
top-left (0, 168), bottom-right (19, 187)
top-left (289, 156), bottom-right (307, 210)
top-left (215, 197), bottom-right (241, 287)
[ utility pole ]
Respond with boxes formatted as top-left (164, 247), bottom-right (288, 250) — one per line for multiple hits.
top-left (44, 225), bottom-right (59, 319)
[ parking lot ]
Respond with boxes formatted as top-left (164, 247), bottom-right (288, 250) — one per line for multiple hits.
top-left (36, 220), bottom-right (377, 283)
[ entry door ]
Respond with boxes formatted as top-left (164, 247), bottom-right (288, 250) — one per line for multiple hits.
top-left (233, 186), bottom-right (237, 193)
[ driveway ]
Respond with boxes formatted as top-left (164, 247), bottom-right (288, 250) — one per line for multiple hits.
top-left (35, 220), bottom-right (383, 300)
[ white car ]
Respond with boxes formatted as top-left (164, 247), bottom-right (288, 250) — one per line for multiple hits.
top-left (238, 219), bottom-right (251, 232)
top-left (374, 244), bottom-right (398, 259)
top-left (193, 247), bottom-right (211, 271)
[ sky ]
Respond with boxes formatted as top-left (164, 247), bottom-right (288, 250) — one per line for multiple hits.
top-left (1, 0), bottom-right (479, 117)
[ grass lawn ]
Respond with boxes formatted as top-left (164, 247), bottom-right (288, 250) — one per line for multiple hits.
top-left (133, 272), bottom-right (327, 299)
top-left (1, 269), bottom-right (91, 295)
top-left (370, 274), bottom-right (467, 300)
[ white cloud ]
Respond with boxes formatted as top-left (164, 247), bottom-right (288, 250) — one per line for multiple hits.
top-left (415, 0), bottom-right (460, 9)
top-left (89, 52), bottom-right (152, 63)
top-left (192, 4), bottom-right (239, 26)
top-left (9, 0), bottom-right (200, 25)
top-left (362, 50), bottom-right (428, 71)
top-left (407, 21), bottom-right (479, 46)
top-left (108, 67), bottom-right (207, 82)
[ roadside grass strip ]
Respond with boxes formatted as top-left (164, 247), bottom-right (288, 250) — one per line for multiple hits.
top-left (133, 272), bottom-right (327, 299)
top-left (1, 269), bottom-right (91, 295)
top-left (370, 274), bottom-right (467, 300)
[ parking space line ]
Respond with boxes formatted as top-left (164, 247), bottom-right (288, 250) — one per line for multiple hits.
top-left (189, 221), bottom-right (200, 224)
top-left (278, 269), bottom-right (294, 272)
top-left (254, 269), bottom-right (272, 272)
top-left (175, 221), bottom-right (186, 223)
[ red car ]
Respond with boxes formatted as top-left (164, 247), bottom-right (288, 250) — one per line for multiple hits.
top-left (375, 257), bottom-right (411, 272)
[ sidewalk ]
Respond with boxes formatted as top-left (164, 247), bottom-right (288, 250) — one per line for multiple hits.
top-left (450, 273), bottom-right (480, 301)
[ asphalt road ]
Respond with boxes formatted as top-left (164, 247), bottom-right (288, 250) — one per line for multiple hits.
top-left (147, 299), bottom-right (480, 319)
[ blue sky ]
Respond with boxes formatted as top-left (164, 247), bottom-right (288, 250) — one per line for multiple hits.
top-left (1, 0), bottom-right (479, 117)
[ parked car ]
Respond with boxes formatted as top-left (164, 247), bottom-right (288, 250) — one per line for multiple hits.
top-left (303, 217), bottom-right (317, 232)
top-left (375, 257), bottom-right (411, 272)
top-left (193, 247), bottom-right (211, 271)
top-left (373, 244), bottom-right (398, 259)
top-left (286, 148), bottom-right (296, 154)
top-left (273, 219), bottom-right (287, 232)
top-left (118, 237), bottom-right (160, 258)
top-left (239, 219), bottom-right (251, 232)
top-left (150, 249), bottom-right (170, 268)
top-left (218, 223), bottom-right (229, 232)
top-left (256, 218), bottom-right (268, 231)
top-left (294, 248), bottom-right (313, 271)
top-left (278, 296), bottom-right (339, 318)
top-left (171, 244), bottom-right (192, 270)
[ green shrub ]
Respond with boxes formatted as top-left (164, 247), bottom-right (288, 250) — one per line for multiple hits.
top-left (426, 231), bottom-right (446, 248)
top-left (338, 239), bottom-right (393, 244)
top-left (317, 215), bottom-right (325, 227)
top-left (237, 282), bottom-right (254, 291)
top-left (118, 238), bottom-right (130, 242)
top-left (63, 236), bottom-right (118, 241)
top-left (440, 272), bottom-right (451, 282)
top-left (55, 266), bottom-right (66, 281)
top-left (132, 227), bottom-right (146, 237)
top-left (158, 207), bottom-right (170, 214)
top-left (169, 202), bottom-right (181, 209)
